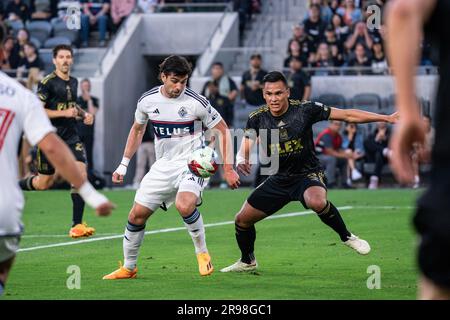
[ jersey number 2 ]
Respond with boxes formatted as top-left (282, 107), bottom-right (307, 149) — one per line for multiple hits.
top-left (0, 108), bottom-right (15, 151)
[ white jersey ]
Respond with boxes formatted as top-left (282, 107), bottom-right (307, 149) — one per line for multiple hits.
top-left (0, 71), bottom-right (55, 236)
top-left (135, 86), bottom-right (222, 163)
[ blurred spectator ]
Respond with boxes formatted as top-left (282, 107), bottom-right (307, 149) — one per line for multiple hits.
top-left (371, 37), bottom-right (388, 74)
top-left (16, 41), bottom-right (44, 90)
top-left (325, 25), bottom-right (345, 66)
top-left (329, 0), bottom-right (341, 14)
top-left (284, 56), bottom-right (311, 101)
top-left (411, 115), bottom-right (434, 188)
top-left (13, 28), bottom-right (30, 65)
top-left (331, 13), bottom-right (350, 43)
top-left (305, 0), bottom-right (333, 25)
top-left (233, 0), bottom-right (252, 44)
top-left (138, 0), bottom-right (160, 13)
top-left (240, 53), bottom-right (267, 109)
top-left (337, 0), bottom-right (362, 27)
top-left (0, 4), bottom-right (5, 20)
top-left (347, 42), bottom-right (372, 75)
top-left (132, 123), bottom-right (155, 189)
top-left (76, 78), bottom-right (99, 173)
top-left (284, 39), bottom-right (305, 68)
top-left (201, 61), bottom-right (238, 121)
top-left (303, 4), bottom-right (326, 52)
top-left (30, 0), bottom-right (52, 21)
top-left (80, 0), bottom-right (111, 47)
top-left (287, 24), bottom-right (313, 65)
top-left (315, 120), bottom-right (355, 188)
top-left (203, 80), bottom-right (234, 129)
top-left (364, 121), bottom-right (391, 189)
top-left (313, 42), bottom-right (336, 75)
top-left (0, 36), bottom-right (20, 71)
top-left (111, 0), bottom-right (135, 32)
top-left (345, 21), bottom-right (373, 51)
top-left (5, 0), bottom-right (31, 22)
top-left (342, 122), bottom-right (364, 186)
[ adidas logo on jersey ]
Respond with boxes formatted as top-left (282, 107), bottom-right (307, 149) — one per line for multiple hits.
top-left (152, 109), bottom-right (160, 114)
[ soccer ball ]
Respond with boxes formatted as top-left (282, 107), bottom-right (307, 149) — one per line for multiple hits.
top-left (187, 146), bottom-right (218, 178)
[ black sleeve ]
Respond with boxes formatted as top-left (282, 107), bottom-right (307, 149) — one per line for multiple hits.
top-left (92, 96), bottom-right (99, 109)
top-left (304, 101), bottom-right (331, 124)
top-left (37, 80), bottom-right (50, 106)
top-left (244, 114), bottom-right (259, 140)
top-left (302, 71), bottom-right (311, 87)
top-left (229, 77), bottom-right (238, 91)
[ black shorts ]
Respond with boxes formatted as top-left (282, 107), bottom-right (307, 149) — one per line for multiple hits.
top-left (247, 171), bottom-right (327, 216)
top-left (415, 204), bottom-right (450, 289)
top-left (37, 141), bottom-right (87, 175)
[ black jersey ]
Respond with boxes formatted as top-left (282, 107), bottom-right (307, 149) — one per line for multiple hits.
top-left (424, 0), bottom-right (450, 168)
top-left (245, 99), bottom-right (331, 176)
top-left (37, 72), bottom-right (80, 144)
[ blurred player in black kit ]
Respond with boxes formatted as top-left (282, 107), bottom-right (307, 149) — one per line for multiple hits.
top-left (387, 0), bottom-right (450, 299)
top-left (19, 45), bottom-right (97, 239)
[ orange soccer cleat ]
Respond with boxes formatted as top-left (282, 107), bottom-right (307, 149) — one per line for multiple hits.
top-left (197, 252), bottom-right (214, 276)
top-left (69, 223), bottom-right (96, 238)
top-left (102, 261), bottom-right (137, 280)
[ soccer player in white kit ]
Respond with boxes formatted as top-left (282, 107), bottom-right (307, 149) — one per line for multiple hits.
top-left (103, 56), bottom-right (240, 279)
top-left (0, 23), bottom-right (115, 295)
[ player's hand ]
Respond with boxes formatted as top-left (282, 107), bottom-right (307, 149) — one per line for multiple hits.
top-left (224, 168), bottom-right (240, 189)
top-left (112, 163), bottom-right (128, 184)
top-left (64, 107), bottom-right (78, 118)
top-left (83, 113), bottom-right (94, 125)
top-left (237, 160), bottom-right (252, 176)
top-left (387, 111), bottom-right (400, 124)
top-left (95, 201), bottom-right (116, 216)
top-left (389, 117), bottom-right (426, 184)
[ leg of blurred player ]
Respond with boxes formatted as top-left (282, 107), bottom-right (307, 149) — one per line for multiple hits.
top-left (175, 192), bottom-right (213, 276)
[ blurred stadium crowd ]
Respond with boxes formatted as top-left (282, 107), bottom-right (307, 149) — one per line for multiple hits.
top-left (0, 0), bottom-right (436, 190)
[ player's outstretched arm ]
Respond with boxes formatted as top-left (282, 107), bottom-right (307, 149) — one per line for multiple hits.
top-left (112, 121), bottom-right (147, 184)
top-left (236, 137), bottom-right (256, 176)
top-left (386, 0), bottom-right (436, 184)
top-left (38, 132), bottom-right (114, 216)
top-left (329, 107), bottom-right (398, 124)
top-left (212, 119), bottom-right (240, 189)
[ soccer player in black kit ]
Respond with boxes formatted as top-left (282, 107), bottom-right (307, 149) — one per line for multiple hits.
top-left (19, 45), bottom-right (96, 239)
top-left (387, 0), bottom-right (450, 299)
top-left (221, 71), bottom-right (398, 273)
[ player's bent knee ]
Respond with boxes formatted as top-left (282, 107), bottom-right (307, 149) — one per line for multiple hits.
top-left (306, 198), bottom-right (327, 213)
top-left (175, 201), bottom-right (196, 216)
top-left (128, 204), bottom-right (152, 225)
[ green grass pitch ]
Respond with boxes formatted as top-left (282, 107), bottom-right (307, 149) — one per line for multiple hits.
top-left (2, 188), bottom-right (421, 300)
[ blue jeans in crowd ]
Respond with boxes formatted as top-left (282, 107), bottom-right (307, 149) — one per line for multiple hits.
top-left (80, 14), bottom-right (108, 44)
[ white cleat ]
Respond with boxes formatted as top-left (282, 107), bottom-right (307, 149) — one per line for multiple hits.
top-left (344, 234), bottom-right (371, 255)
top-left (220, 259), bottom-right (258, 273)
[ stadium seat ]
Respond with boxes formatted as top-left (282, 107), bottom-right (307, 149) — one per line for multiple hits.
top-left (7, 20), bottom-right (25, 36)
top-left (351, 93), bottom-right (382, 112)
top-left (26, 20), bottom-right (53, 46)
top-left (51, 18), bottom-right (79, 45)
top-left (43, 36), bottom-right (72, 49)
top-left (315, 93), bottom-right (347, 108)
top-left (30, 37), bottom-right (42, 49)
top-left (38, 49), bottom-right (54, 74)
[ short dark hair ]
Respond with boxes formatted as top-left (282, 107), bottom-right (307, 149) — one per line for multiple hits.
top-left (53, 44), bottom-right (73, 58)
top-left (159, 55), bottom-right (192, 77)
top-left (212, 61), bottom-right (223, 68)
top-left (0, 22), bottom-right (6, 46)
top-left (250, 53), bottom-right (262, 60)
top-left (262, 71), bottom-right (288, 86)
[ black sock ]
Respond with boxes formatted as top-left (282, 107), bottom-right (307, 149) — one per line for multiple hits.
top-left (235, 223), bottom-right (256, 264)
top-left (71, 192), bottom-right (85, 226)
top-left (317, 201), bottom-right (351, 242)
top-left (19, 176), bottom-right (36, 190)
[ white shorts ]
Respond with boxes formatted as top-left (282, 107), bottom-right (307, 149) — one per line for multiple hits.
top-left (134, 159), bottom-right (209, 212)
top-left (0, 236), bottom-right (20, 263)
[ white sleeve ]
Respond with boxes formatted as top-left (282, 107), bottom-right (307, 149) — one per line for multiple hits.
top-left (22, 91), bottom-right (56, 146)
top-left (196, 100), bottom-right (222, 129)
top-left (134, 100), bottom-right (149, 124)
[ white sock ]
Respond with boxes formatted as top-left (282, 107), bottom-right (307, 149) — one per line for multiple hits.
top-left (183, 209), bottom-right (207, 254)
top-left (123, 221), bottom-right (146, 270)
